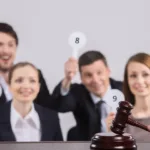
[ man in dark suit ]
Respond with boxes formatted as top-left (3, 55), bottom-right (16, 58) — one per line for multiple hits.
top-left (51, 50), bottom-right (123, 141)
top-left (0, 23), bottom-right (51, 107)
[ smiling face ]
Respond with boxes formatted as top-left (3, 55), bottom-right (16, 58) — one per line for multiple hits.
top-left (9, 65), bottom-right (40, 104)
top-left (0, 32), bottom-right (17, 72)
top-left (80, 60), bottom-right (110, 97)
top-left (127, 62), bottom-right (150, 98)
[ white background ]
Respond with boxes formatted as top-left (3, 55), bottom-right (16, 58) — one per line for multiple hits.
top-left (0, 0), bottom-right (149, 140)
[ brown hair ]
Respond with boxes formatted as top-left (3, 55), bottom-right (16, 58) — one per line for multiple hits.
top-left (79, 50), bottom-right (108, 72)
top-left (123, 52), bottom-right (150, 105)
top-left (8, 62), bottom-right (39, 84)
top-left (0, 22), bottom-right (18, 45)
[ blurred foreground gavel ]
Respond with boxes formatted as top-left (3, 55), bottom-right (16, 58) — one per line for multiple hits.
top-left (90, 101), bottom-right (146, 150)
top-left (111, 101), bottom-right (150, 135)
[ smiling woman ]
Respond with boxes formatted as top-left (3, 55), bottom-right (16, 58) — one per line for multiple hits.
top-left (106, 52), bottom-right (150, 142)
top-left (8, 62), bottom-right (40, 106)
top-left (0, 62), bottom-right (63, 142)
top-left (124, 53), bottom-right (150, 107)
top-left (123, 53), bottom-right (150, 142)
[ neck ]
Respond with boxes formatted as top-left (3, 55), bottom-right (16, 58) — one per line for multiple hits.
top-left (132, 95), bottom-right (150, 118)
top-left (12, 100), bottom-right (32, 118)
top-left (0, 70), bottom-right (9, 84)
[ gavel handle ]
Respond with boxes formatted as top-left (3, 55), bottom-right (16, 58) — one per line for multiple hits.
top-left (127, 117), bottom-right (150, 132)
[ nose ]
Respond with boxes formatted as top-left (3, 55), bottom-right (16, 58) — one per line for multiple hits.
top-left (92, 74), bottom-right (99, 83)
top-left (136, 75), bottom-right (144, 84)
top-left (2, 45), bottom-right (11, 53)
top-left (21, 81), bottom-right (30, 88)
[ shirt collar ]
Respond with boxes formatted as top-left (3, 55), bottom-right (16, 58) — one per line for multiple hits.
top-left (11, 103), bottom-right (40, 130)
top-left (90, 85), bottom-right (111, 104)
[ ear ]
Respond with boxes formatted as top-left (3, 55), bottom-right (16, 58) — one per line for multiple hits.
top-left (80, 72), bottom-right (84, 83)
top-left (107, 67), bottom-right (111, 75)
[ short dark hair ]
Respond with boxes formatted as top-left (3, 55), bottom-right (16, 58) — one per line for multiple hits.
top-left (8, 62), bottom-right (39, 84)
top-left (123, 52), bottom-right (150, 105)
top-left (78, 50), bottom-right (108, 72)
top-left (0, 22), bottom-right (18, 45)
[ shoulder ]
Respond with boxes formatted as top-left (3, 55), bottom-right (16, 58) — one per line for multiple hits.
top-left (110, 78), bottom-right (123, 90)
top-left (110, 78), bottom-right (123, 85)
top-left (34, 103), bottom-right (59, 119)
top-left (71, 83), bottom-right (87, 90)
top-left (70, 83), bottom-right (89, 95)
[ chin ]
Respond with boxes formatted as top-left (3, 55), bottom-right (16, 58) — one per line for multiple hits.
top-left (136, 92), bottom-right (150, 97)
top-left (19, 97), bottom-right (34, 102)
top-left (96, 89), bottom-right (105, 96)
top-left (21, 100), bottom-right (33, 103)
top-left (0, 66), bottom-right (11, 72)
top-left (93, 91), bottom-right (103, 97)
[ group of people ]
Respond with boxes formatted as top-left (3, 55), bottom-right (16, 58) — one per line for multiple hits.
top-left (0, 22), bottom-right (149, 142)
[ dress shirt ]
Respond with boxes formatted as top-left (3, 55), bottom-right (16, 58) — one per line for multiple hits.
top-left (10, 103), bottom-right (41, 142)
top-left (90, 86), bottom-right (112, 112)
top-left (90, 86), bottom-right (112, 132)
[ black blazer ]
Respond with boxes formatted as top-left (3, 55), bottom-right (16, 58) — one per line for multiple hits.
top-left (0, 70), bottom-right (52, 108)
top-left (51, 78), bottom-right (123, 141)
top-left (0, 101), bottom-right (63, 141)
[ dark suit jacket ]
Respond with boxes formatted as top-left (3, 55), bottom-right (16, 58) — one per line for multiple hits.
top-left (0, 70), bottom-right (52, 108)
top-left (51, 78), bottom-right (123, 141)
top-left (0, 101), bottom-right (63, 141)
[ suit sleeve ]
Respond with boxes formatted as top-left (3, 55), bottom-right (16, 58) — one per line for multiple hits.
top-left (50, 81), bottom-right (78, 112)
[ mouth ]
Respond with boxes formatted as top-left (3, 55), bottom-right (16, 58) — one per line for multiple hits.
top-left (91, 84), bottom-right (103, 89)
top-left (135, 87), bottom-right (147, 92)
top-left (0, 55), bottom-right (11, 62)
top-left (19, 90), bottom-right (33, 97)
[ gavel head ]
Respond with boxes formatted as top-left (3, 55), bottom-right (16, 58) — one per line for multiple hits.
top-left (110, 101), bottom-right (133, 135)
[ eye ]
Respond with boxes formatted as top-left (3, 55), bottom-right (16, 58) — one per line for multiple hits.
top-left (15, 78), bottom-right (23, 83)
top-left (143, 73), bottom-right (150, 77)
top-left (84, 73), bottom-right (92, 78)
top-left (29, 79), bottom-right (36, 83)
top-left (129, 74), bottom-right (137, 78)
top-left (0, 42), bottom-right (4, 47)
top-left (8, 43), bottom-right (15, 48)
top-left (97, 71), bottom-right (102, 75)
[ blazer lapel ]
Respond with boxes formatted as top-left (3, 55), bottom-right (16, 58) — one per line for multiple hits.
top-left (34, 104), bottom-right (55, 141)
top-left (0, 88), bottom-right (7, 104)
top-left (109, 78), bottom-right (122, 91)
top-left (81, 86), bottom-right (100, 139)
top-left (0, 102), bottom-right (15, 141)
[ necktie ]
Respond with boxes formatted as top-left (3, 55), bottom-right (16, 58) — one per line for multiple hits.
top-left (96, 100), bottom-right (108, 132)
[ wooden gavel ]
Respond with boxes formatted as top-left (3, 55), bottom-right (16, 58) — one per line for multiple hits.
top-left (110, 101), bottom-right (150, 135)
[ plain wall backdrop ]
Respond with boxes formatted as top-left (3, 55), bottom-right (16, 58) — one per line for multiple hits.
top-left (0, 0), bottom-right (149, 140)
